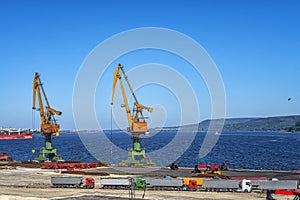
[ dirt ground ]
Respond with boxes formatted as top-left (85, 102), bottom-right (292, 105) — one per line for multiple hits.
top-left (89, 166), bottom-right (300, 181)
top-left (0, 167), bottom-right (295, 200)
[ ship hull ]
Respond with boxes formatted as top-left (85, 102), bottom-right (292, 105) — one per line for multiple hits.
top-left (0, 133), bottom-right (32, 140)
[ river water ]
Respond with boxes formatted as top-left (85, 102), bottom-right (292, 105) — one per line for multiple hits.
top-left (0, 131), bottom-right (299, 170)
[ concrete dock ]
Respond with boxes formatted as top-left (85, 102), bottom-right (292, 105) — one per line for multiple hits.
top-left (0, 162), bottom-right (299, 199)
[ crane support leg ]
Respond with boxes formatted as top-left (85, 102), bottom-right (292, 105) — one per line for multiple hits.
top-left (34, 134), bottom-right (63, 162)
top-left (120, 136), bottom-right (155, 166)
top-left (133, 136), bottom-right (141, 151)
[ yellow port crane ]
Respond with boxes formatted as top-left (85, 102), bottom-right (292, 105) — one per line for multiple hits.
top-left (32, 72), bottom-right (63, 162)
top-left (111, 64), bottom-right (153, 134)
top-left (111, 64), bottom-right (154, 166)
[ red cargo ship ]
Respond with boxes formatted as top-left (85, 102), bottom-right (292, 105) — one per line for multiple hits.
top-left (0, 128), bottom-right (33, 140)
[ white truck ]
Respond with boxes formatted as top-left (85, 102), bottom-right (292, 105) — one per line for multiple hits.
top-left (203, 179), bottom-right (252, 192)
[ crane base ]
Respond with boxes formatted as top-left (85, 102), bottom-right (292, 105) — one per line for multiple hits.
top-left (34, 147), bottom-right (63, 162)
top-left (120, 148), bottom-right (155, 166)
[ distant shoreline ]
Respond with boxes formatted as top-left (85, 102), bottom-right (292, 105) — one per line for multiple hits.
top-left (28, 115), bottom-right (300, 134)
top-left (56, 129), bottom-right (300, 134)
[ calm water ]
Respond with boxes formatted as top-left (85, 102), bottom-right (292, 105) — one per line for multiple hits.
top-left (0, 131), bottom-right (299, 170)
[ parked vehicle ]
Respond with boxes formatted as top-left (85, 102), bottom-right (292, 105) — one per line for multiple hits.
top-left (100, 177), bottom-right (147, 190)
top-left (203, 179), bottom-right (252, 192)
top-left (100, 178), bottom-right (131, 189)
top-left (51, 176), bottom-right (94, 188)
top-left (145, 178), bottom-right (183, 190)
top-left (182, 177), bottom-right (204, 191)
top-left (100, 177), bottom-right (257, 192)
top-left (170, 162), bottom-right (179, 170)
top-left (258, 180), bottom-right (298, 190)
top-left (100, 177), bottom-right (183, 190)
top-left (194, 164), bottom-right (221, 175)
top-left (259, 180), bottom-right (299, 200)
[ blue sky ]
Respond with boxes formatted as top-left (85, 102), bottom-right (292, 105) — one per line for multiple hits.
top-left (0, 0), bottom-right (299, 130)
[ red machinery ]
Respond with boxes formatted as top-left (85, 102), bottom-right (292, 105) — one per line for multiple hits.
top-left (274, 190), bottom-right (300, 200)
top-left (275, 190), bottom-right (300, 195)
top-left (0, 153), bottom-right (8, 161)
top-left (194, 164), bottom-right (221, 175)
top-left (0, 152), bottom-right (12, 161)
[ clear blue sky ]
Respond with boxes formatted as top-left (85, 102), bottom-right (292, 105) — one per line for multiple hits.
top-left (0, 0), bottom-right (299, 130)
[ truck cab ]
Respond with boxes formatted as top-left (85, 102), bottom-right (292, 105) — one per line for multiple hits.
top-left (239, 179), bottom-right (252, 192)
top-left (134, 177), bottom-right (146, 190)
top-left (85, 177), bottom-right (95, 189)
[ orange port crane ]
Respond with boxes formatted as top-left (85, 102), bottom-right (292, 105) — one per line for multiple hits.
top-left (32, 72), bottom-right (62, 161)
top-left (111, 64), bottom-right (154, 165)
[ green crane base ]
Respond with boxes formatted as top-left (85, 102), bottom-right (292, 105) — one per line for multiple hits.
top-left (120, 136), bottom-right (155, 167)
top-left (34, 147), bottom-right (63, 162)
top-left (34, 134), bottom-right (63, 162)
top-left (120, 148), bottom-right (155, 166)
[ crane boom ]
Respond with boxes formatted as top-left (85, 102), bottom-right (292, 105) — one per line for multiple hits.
top-left (111, 64), bottom-right (152, 133)
top-left (33, 73), bottom-right (46, 123)
top-left (112, 65), bottom-right (132, 128)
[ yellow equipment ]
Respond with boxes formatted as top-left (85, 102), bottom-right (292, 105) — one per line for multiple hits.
top-left (201, 170), bottom-right (221, 176)
top-left (194, 164), bottom-right (222, 175)
top-left (183, 177), bottom-right (204, 186)
top-left (32, 72), bottom-right (62, 162)
top-left (111, 64), bottom-right (154, 166)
